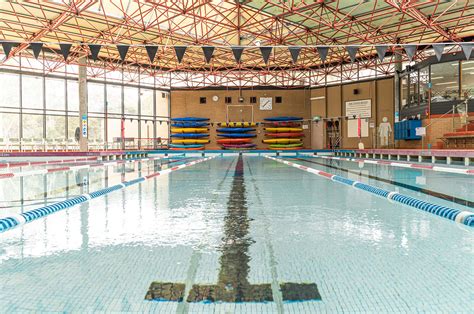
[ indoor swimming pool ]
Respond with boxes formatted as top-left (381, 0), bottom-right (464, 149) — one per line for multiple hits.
top-left (0, 155), bottom-right (472, 313)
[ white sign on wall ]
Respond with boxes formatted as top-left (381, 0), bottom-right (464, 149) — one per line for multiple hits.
top-left (345, 99), bottom-right (372, 118)
top-left (415, 127), bottom-right (426, 136)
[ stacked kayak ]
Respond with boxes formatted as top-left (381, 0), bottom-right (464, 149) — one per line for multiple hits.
top-left (216, 122), bottom-right (257, 149)
top-left (263, 116), bottom-right (304, 150)
top-left (170, 117), bottom-right (210, 150)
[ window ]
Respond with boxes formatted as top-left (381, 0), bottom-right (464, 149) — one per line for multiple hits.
top-left (67, 116), bottom-right (77, 139)
top-left (431, 61), bottom-right (459, 103)
top-left (22, 75), bottom-right (43, 110)
top-left (46, 115), bottom-right (65, 139)
top-left (0, 73), bottom-right (20, 108)
top-left (0, 113), bottom-right (20, 138)
top-left (88, 82), bottom-right (105, 113)
top-left (250, 96), bottom-right (256, 104)
top-left (67, 80), bottom-right (79, 112)
top-left (419, 67), bottom-right (430, 106)
top-left (46, 78), bottom-right (65, 111)
top-left (200, 97), bottom-right (207, 104)
top-left (461, 60), bottom-right (474, 100)
top-left (107, 84), bottom-right (122, 114)
top-left (225, 96), bottom-right (232, 104)
top-left (107, 118), bottom-right (121, 143)
top-left (88, 117), bottom-right (104, 141)
top-left (408, 71), bottom-right (419, 106)
top-left (124, 86), bottom-right (138, 115)
top-left (141, 89), bottom-right (154, 116)
top-left (401, 76), bottom-right (409, 108)
top-left (275, 96), bottom-right (282, 103)
top-left (22, 114), bottom-right (43, 139)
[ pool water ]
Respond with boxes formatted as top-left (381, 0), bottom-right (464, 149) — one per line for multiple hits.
top-left (0, 155), bottom-right (472, 313)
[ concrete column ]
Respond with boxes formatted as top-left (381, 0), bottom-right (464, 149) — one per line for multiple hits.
top-left (78, 56), bottom-right (88, 152)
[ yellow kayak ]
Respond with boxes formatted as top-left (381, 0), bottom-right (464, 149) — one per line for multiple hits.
top-left (264, 127), bottom-right (303, 133)
top-left (171, 139), bottom-right (210, 144)
top-left (263, 138), bottom-right (303, 144)
top-left (171, 128), bottom-right (209, 133)
top-left (219, 122), bottom-right (257, 127)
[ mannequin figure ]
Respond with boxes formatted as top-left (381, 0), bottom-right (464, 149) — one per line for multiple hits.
top-left (378, 117), bottom-right (392, 147)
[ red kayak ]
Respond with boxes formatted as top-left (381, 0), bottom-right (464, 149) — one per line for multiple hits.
top-left (265, 132), bottom-right (304, 138)
top-left (268, 146), bottom-right (304, 150)
top-left (263, 121), bottom-right (301, 127)
top-left (169, 147), bottom-right (204, 151)
top-left (221, 143), bottom-right (256, 149)
top-left (217, 138), bottom-right (253, 144)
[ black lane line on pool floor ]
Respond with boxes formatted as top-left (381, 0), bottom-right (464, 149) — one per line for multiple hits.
top-left (186, 155), bottom-right (274, 302)
top-left (146, 156), bottom-right (321, 304)
top-left (145, 158), bottom-right (237, 305)
top-left (295, 158), bottom-right (474, 209)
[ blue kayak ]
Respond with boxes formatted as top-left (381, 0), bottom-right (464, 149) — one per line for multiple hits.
top-left (217, 128), bottom-right (256, 133)
top-left (169, 144), bottom-right (204, 148)
top-left (264, 116), bottom-right (303, 121)
top-left (171, 117), bottom-right (209, 122)
top-left (170, 133), bottom-right (209, 138)
top-left (172, 122), bottom-right (209, 127)
top-left (217, 133), bottom-right (257, 138)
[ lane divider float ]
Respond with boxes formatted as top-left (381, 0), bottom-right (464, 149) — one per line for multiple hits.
top-left (0, 156), bottom-right (216, 233)
top-left (0, 157), bottom-right (163, 180)
top-left (312, 155), bottom-right (474, 176)
top-left (0, 156), bottom-right (98, 169)
top-left (265, 156), bottom-right (473, 227)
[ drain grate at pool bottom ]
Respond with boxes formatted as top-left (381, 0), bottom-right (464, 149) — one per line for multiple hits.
top-left (145, 156), bottom-right (321, 304)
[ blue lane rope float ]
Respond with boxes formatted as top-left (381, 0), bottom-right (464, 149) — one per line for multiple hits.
top-left (0, 156), bottom-right (216, 234)
top-left (265, 156), bottom-right (474, 227)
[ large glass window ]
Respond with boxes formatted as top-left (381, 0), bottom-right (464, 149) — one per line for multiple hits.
top-left (88, 82), bottom-right (105, 113)
top-left (408, 71), bottom-right (419, 106)
top-left (67, 80), bottom-right (79, 112)
top-left (461, 60), bottom-right (474, 100)
top-left (88, 117), bottom-right (104, 141)
top-left (0, 67), bottom-right (169, 146)
top-left (106, 84), bottom-right (122, 114)
top-left (419, 67), bottom-right (430, 106)
top-left (0, 113), bottom-right (20, 138)
top-left (141, 88), bottom-right (154, 116)
top-left (156, 91), bottom-right (169, 140)
top-left (22, 75), bottom-right (43, 110)
top-left (67, 116), bottom-right (78, 139)
top-left (0, 73), bottom-right (20, 108)
top-left (46, 78), bottom-right (65, 111)
top-left (401, 76), bottom-right (409, 109)
top-left (46, 115), bottom-right (65, 139)
top-left (107, 118), bottom-right (121, 144)
top-left (124, 86), bottom-right (138, 115)
top-left (22, 114), bottom-right (43, 139)
top-left (431, 61), bottom-right (459, 103)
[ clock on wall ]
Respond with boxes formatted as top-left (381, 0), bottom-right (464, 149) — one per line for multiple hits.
top-left (212, 95), bottom-right (219, 102)
top-left (259, 97), bottom-right (272, 110)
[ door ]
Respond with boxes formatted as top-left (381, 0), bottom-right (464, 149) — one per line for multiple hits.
top-left (311, 121), bottom-right (324, 149)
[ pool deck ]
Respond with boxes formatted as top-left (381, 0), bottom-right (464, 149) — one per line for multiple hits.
top-left (336, 149), bottom-right (474, 166)
top-left (1, 148), bottom-right (473, 165)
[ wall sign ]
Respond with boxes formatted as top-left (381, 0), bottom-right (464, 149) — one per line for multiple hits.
top-left (345, 99), bottom-right (371, 118)
top-left (81, 114), bottom-right (88, 138)
top-left (259, 97), bottom-right (272, 110)
top-left (415, 127), bottom-right (426, 136)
